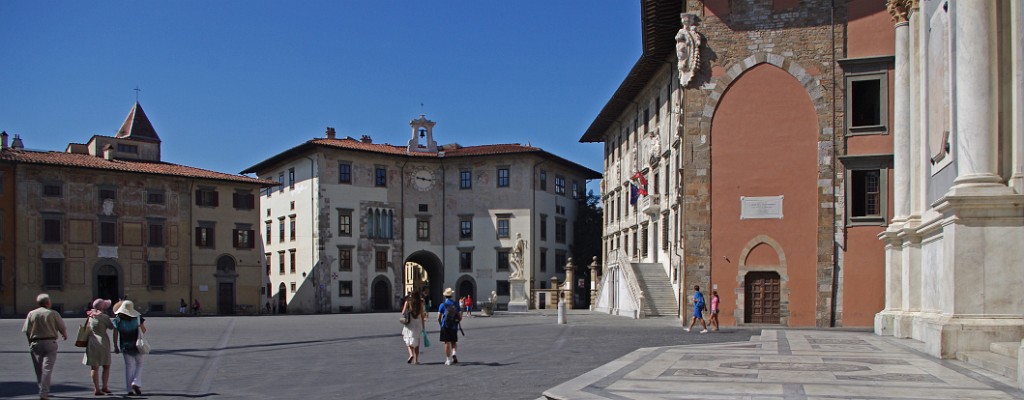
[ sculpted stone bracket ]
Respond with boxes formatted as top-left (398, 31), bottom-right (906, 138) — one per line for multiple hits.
top-left (676, 13), bottom-right (702, 88)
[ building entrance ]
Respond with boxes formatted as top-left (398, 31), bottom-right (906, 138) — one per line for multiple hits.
top-left (372, 278), bottom-right (391, 311)
top-left (96, 264), bottom-right (120, 301)
top-left (745, 271), bottom-right (781, 324)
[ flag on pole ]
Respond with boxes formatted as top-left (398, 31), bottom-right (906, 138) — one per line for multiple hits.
top-left (630, 184), bottom-right (639, 205)
top-left (630, 172), bottom-right (649, 197)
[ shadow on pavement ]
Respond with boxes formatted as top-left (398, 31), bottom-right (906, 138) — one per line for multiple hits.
top-left (0, 382), bottom-right (90, 397)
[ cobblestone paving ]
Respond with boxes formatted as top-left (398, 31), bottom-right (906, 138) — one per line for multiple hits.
top-left (543, 330), bottom-right (1024, 400)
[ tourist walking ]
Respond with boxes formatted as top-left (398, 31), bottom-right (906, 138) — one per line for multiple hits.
top-left (112, 300), bottom-right (147, 396)
top-left (401, 292), bottom-right (427, 365)
top-left (179, 298), bottom-right (187, 315)
top-left (684, 285), bottom-right (709, 333)
top-left (458, 296), bottom-right (466, 315)
top-left (464, 294), bottom-right (473, 316)
top-left (437, 288), bottom-right (462, 366)
top-left (22, 293), bottom-right (68, 400)
top-left (83, 298), bottom-right (114, 395)
top-left (709, 290), bottom-right (720, 331)
top-left (191, 298), bottom-right (201, 316)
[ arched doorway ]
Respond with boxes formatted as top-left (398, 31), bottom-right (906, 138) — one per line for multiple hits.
top-left (216, 255), bottom-right (238, 315)
top-left (404, 251), bottom-right (443, 310)
top-left (278, 282), bottom-right (288, 314)
top-left (745, 271), bottom-right (781, 324)
top-left (371, 276), bottom-right (391, 311)
top-left (457, 275), bottom-right (476, 303)
top-left (94, 262), bottom-right (121, 302)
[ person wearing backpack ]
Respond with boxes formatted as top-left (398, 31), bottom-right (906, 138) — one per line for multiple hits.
top-left (684, 285), bottom-right (709, 333)
top-left (437, 288), bottom-right (462, 366)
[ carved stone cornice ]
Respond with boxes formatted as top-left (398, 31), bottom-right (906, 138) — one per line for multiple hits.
top-left (887, 0), bottom-right (919, 25)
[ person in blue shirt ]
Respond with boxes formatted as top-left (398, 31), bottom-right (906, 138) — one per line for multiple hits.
top-left (684, 285), bottom-right (709, 333)
top-left (436, 288), bottom-right (462, 365)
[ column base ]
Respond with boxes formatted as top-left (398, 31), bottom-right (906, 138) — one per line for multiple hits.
top-left (874, 310), bottom-right (898, 336)
top-left (913, 314), bottom-right (1024, 359)
top-left (893, 312), bottom-right (918, 339)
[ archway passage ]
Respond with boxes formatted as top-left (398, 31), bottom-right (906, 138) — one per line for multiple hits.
top-left (457, 276), bottom-right (476, 302)
top-left (96, 264), bottom-right (119, 301)
top-left (372, 277), bottom-right (392, 311)
top-left (745, 271), bottom-right (781, 324)
top-left (405, 251), bottom-right (443, 310)
top-left (278, 282), bottom-right (288, 314)
top-left (216, 255), bottom-right (237, 315)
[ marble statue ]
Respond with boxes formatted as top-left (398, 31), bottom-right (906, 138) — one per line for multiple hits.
top-left (509, 233), bottom-right (527, 280)
top-left (675, 14), bottom-right (702, 87)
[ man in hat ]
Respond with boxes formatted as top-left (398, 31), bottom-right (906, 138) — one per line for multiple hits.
top-left (22, 293), bottom-right (67, 399)
top-left (437, 287), bottom-right (462, 365)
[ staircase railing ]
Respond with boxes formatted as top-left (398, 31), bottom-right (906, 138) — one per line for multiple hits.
top-left (609, 249), bottom-right (646, 319)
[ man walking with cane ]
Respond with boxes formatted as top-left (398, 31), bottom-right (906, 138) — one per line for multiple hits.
top-left (23, 293), bottom-right (68, 399)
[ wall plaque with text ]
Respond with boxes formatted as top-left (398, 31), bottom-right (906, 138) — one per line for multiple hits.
top-left (740, 196), bottom-right (784, 220)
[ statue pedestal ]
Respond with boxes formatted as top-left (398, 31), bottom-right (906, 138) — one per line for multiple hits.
top-left (507, 278), bottom-right (529, 312)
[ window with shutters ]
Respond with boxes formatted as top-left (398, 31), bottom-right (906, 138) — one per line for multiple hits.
top-left (148, 262), bottom-right (165, 290)
top-left (233, 192), bottom-right (255, 210)
top-left (42, 183), bottom-right (63, 198)
top-left (375, 250), bottom-right (388, 272)
top-left (278, 251), bottom-right (286, 275)
top-left (196, 189), bottom-right (219, 207)
top-left (99, 220), bottom-right (117, 245)
top-left (43, 260), bottom-right (62, 290)
top-left (338, 248), bottom-right (352, 271)
top-left (233, 228), bottom-right (255, 249)
top-left (290, 250), bottom-right (297, 273)
top-left (42, 215), bottom-right (62, 243)
top-left (195, 226), bottom-right (214, 248)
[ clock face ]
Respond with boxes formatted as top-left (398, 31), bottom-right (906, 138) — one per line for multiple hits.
top-left (412, 169), bottom-right (434, 191)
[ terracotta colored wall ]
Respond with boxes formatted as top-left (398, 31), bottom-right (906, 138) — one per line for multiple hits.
top-left (841, 225), bottom-right (885, 325)
top-left (710, 64), bottom-right (820, 326)
top-left (847, 0), bottom-right (895, 59)
top-left (0, 164), bottom-right (14, 314)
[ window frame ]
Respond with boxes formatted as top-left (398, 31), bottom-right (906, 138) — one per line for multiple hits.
top-left (375, 250), bottom-right (388, 272)
top-left (338, 162), bottom-right (352, 184)
top-left (539, 170), bottom-right (547, 191)
top-left (839, 154), bottom-right (892, 227)
top-left (147, 261), bottom-right (166, 290)
top-left (338, 247), bottom-right (353, 271)
top-left (338, 281), bottom-right (353, 297)
top-left (459, 249), bottom-right (473, 272)
top-left (43, 259), bottom-right (63, 290)
top-left (496, 249), bottom-right (510, 272)
top-left (496, 217), bottom-right (510, 239)
top-left (497, 168), bottom-right (510, 188)
top-left (42, 214), bottom-right (63, 243)
top-left (337, 209), bottom-right (353, 237)
top-left (459, 219), bottom-right (472, 240)
top-left (838, 57), bottom-right (893, 137)
top-left (459, 170), bottom-right (472, 189)
top-left (375, 167), bottom-right (387, 187)
top-left (42, 183), bottom-right (63, 198)
top-left (416, 219), bottom-right (430, 241)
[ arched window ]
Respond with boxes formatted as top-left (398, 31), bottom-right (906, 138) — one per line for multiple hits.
top-left (368, 209), bottom-right (377, 238)
top-left (386, 210), bottom-right (394, 239)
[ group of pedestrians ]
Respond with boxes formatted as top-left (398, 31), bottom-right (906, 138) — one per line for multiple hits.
top-left (22, 293), bottom-right (149, 399)
top-left (684, 285), bottom-right (720, 333)
top-left (400, 287), bottom-right (465, 366)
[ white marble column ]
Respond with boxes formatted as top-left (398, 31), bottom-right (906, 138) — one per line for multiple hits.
top-left (1011, 0), bottom-right (1024, 194)
top-left (951, 0), bottom-right (1003, 188)
top-left (892, 20), bottom-right (911, 220)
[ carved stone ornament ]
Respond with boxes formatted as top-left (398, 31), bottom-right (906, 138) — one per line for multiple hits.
top-left (886, 0), bottom-right (917, 24)
top-left (646, 131), bottom-right (662, 167)
top-left (675, 13), bottom-right (702, 87)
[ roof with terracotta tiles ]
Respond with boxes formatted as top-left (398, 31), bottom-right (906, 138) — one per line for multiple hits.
top-left (243, 137), bottom-right (601, 179)
top-left (0, 149), bottom-right (275, 186)
top-left (116, 102), bottom-right (161, 142)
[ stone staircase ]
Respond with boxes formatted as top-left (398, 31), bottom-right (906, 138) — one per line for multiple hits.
top-left (632, 263), bottom-right (677, 317)
top-left (957, 341), bottom-right (1020, 384)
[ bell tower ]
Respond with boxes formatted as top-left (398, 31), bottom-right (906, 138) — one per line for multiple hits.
top-left (408, 114), bottom-right (438, 153)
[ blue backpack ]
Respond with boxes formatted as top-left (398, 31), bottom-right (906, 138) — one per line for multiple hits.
top-left (442, 302), bottom-right (461, 328)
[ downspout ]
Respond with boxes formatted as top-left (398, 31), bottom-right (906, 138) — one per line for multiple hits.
top-left (829, 0), bottom-right (840, 328)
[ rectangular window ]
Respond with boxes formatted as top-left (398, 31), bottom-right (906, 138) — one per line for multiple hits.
top-left (539, 214), bottom-right (548, 241)
top-left (460, 170), bottom-right (472, 189)
top-left (146, 191), bottom-right (165, 204)
top-left (540, 248), bottom-right (548, 272)
top-left (338, 210), bottom-right (352, 236)
top-left (99, 188), bottom-right (117, 202)
top-left (278, 173), bottom-right (284, 192)
top-left (662, 214), bottom-right (670, 251)
top-left (496, 280), bottom-right (510, 296)
top-left (43, 260), bottom-right (62, 289)
top-left (278, 218), bottom-right (285, 243)
top-left (375, 250), bottom-right (388, 271)
top-left (459, 251), bottom-right (472, 272)
top-left (338, 281), bottom-right (353, 297)
top-left (554, 176), bottom-right (566, 195)
top-left (497, 217), bottom-right (510, 239)
top-left (265, 253), bottom-right (271, 276)
top-left (497, 168), bottom-right (509, 187)
top-left (289, 217), bottom-right (296, 241)
top-left (265, 222), bottom-right (272, 245)
top-left (233, 228), bottom-right (255, 249)
top-left (279, 252), bottom-right (286, 275)
top-left (148, 262), bottom-right (165, 289)
top-left (339, 248), bottom-right (352, 271)
top-left (653, 173), bottom-right (660, 195)
top-left (375, 167), bottom-right (387, 187)
top-left (99, 221), bottom-right (117, 245)
top-left (43, 216), bottom-right (62, 243)
top-left (195, 189), bottom-right (219, 207)
top-left (572, 181), bottom-right (580, 199)
top-left (195, 227), bottom-right (214, 248)
top-left (339, 162), bottom-right (352, 184)
top-left (459, 219), bottom-right (472, 240)
top-left (290, 282), bottom-right (296, 292)
top-left (290, 250), bottom-right (297, 273)
top-left (555, 251), bottom-right (567, 272)
top-left (496, 250), bottom-right (510, 271)
top-left (539, 170), bottom-right (547, 191)
top-left (43, 184), bottom-right (63, 197)
top-left (417, 220), bottom-right (430, 241)
top-left (852, 170), bottom-right (882, 218)
top-left (148, 222), bottom-right (164, 247)
top-left (233, 192), bottom-right (255, 210)
top-left (845, 71), bottom-right (889, 135)
top-left (555, 219), bottom-right (567, 244)
top-left (641, 225), bottom-right (649, 258)
top-left (288, 168), bottom-right (295, 189)
top-left (117, 143), bottom-right (138, 153)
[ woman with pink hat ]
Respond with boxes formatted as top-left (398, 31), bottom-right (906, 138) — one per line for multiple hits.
top-left (111, 300), bottom-right (147, 396)
top-left (83, 298), bottom-right (114, 395)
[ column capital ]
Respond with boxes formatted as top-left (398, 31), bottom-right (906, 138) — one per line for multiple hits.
top-left (887, 0), bottom-right (918, 25)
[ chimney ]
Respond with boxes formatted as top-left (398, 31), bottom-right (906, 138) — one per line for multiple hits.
top-left (103, 144), bottom-right (115, 160)
top-left (326, 127), bottom-right (336, 140)
top-left (1, 131), bottom-right (8, 150)
top-left (10, 134), bottom-right (24, 149)
top-left (360, 135), bottom-right (372, 144)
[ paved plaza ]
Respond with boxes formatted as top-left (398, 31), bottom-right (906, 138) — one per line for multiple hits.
top-left (0, 311), bottom-right (753, 399)
top-left (544, 329), bottom-right (1024, 400)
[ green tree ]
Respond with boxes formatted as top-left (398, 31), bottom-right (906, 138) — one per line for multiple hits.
top-left (570, 190), bottom-right (603, 308)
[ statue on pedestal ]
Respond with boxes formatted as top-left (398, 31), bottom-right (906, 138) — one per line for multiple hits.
top-left (509, 233), bottom-right (527, 280)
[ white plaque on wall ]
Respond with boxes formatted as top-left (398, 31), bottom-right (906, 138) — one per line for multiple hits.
top-left (199, 285), bottom-right (209, 292)
top-left (740, 196), bottom-right (784, 220)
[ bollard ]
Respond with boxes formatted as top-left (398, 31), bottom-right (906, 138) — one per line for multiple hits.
top-left (557, 299), bottom-right (567, 325)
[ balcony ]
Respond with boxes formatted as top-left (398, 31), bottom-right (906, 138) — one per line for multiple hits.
top-left (640, 194), bottom-right (660, 215)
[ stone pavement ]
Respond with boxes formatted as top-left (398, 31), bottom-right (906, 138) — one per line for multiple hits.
top-left (543, 329), bottom-right (1024, 400)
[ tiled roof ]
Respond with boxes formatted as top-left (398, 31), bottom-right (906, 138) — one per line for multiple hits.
top-left (0, 149), bottom-right (275, 186)
top-left (116, 102), bottom-right (161, 142)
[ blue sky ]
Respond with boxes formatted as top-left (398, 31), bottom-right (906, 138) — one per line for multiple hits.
top-left (0, 1), bottom-right (639, 194)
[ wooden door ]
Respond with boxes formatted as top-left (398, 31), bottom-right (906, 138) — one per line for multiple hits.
top-left (218, 282), bottom-right (235, 315)
top-left (745, 271), bottom-right (780, 324)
